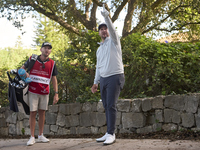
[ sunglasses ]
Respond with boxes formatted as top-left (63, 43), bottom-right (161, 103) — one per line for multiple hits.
top-left (42, 62), bottom-right (45, 68)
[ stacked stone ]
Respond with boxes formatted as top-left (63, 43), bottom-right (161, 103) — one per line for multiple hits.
top-left (1, 93), bottom-right (200, 136)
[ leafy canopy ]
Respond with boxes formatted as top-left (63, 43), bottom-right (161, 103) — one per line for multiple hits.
top-left (0, 0), bottom-right (199, 40)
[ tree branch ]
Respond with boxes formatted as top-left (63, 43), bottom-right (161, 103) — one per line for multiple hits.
top-left (85, 2), bottom-right (91, 21)
top-left (68, 0), bottom-right (88, 27)
top-left (154, 22), bottom-right (200, 32)
top-left (92, 0), bottom-right (112, 19)
top-left (90, 2), bottom-right (98, 31)
top-left (112, 0), bottom-right (130, 22)
top-left (122, 0), bottom-right (136, 36)
top-left (27, 0), bottom-right (84, 36)
top-left (151, 0), bottom-right (165, 10)
top-left (92, 0), bottom-right (103, 6)
top-left (142, 4), bottom-right (190, 34)
top-left (123, 1), bottom-right (151, 37)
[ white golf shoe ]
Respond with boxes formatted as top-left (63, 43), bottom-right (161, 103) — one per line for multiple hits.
top-left (96, 133), bottom-right (108, 142)
top-left (27, 136), bottom-right (35, 146)
top-left (37, 133), bottom-right (50, 143)
top-left (103, 134), bottom-right (116, 145)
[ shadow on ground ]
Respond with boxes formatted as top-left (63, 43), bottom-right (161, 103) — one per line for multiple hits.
top-left (1, 131), bottom-right (200, 141)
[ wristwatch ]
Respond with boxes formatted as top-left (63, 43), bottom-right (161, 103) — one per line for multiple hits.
top-left (55, 91), bottom-right (58, 94)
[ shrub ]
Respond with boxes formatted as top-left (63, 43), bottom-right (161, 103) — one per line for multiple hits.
top-left (121, 33), bottom-right (200, 98)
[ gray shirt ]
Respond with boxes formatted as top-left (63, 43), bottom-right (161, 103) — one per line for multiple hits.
top-left (94, 16), bottom-right (124, 84)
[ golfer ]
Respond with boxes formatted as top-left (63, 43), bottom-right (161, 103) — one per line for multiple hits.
top-left (91, 4), bottom-right (125, 145)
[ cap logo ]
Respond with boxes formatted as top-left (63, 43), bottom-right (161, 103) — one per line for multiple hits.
top-left (42, 42), bottom-right (52, 48)
top-left (44, 43), bottom-right (50, 46)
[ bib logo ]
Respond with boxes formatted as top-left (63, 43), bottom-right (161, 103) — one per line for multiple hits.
top-left (32, 77), bottom-right (49, 83)
top-left (40, 65), bottom-right (43, 70)
top-left (29, 86), bottom-right (36, 90)
top-left (29, 75), bottom-right (50, 85)
top-left (41, 89), bottom-right (48, 93)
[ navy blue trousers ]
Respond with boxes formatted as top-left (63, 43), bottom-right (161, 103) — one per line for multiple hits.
top-left (100, 74), bottom-right (125, 135)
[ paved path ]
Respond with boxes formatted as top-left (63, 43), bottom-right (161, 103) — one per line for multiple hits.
top-left (0, 138), bottom-right (200, 150)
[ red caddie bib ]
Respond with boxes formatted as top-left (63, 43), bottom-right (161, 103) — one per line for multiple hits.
top-left (28, 57), bottom-right (55, 95)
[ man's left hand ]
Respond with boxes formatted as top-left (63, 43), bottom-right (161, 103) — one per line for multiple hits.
top-left (53, 94), bottom-right (59, 105)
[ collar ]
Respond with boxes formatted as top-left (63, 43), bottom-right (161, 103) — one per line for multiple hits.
top-left (97, 37), bottom-right (110, 45)
top-left (38, 55), bottom-right (50, 63)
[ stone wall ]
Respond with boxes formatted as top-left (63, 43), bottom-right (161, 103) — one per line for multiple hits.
top-left (1, 94), bottom-right (200, 136)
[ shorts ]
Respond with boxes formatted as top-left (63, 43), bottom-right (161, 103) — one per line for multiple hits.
top-left (28, 92), bottom-right (49, 111)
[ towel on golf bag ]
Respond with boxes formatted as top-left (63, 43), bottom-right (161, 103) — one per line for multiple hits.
top-left (8, 83), bottom-right (19, 113)
top-left (7, 71), bottom-right (30, 115)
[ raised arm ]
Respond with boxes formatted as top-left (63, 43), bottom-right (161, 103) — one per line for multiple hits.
top-left (101, 4), bottom-right (120, 44)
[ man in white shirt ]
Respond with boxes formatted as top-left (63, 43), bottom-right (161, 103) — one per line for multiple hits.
top-left (91, 4), bottom-right (125, 145)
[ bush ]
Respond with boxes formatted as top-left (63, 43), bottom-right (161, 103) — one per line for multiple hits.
top-left (50, 31), bottom-right (101, 103)
top-left (121, 33), bottom-right (200, 98)
top-left (0, 67), bottom-right (9, 107)
top-left (1, 32), bottom-right (200, 105)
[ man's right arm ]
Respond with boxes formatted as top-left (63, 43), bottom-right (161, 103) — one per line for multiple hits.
top-left (21, 65), bottom-right (26, 69)
top-left (21, 59), bottom-right (30, 77)
top-left (92, 57), bottom-right (100, 93)
top-left (92, 68), bottom-right (99, 93)
top-left (94, 68), bottom-right (100, 85)
top-left (21, 59), bottom-right (29, 69)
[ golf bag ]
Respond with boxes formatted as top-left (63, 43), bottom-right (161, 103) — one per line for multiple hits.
top-left (7, 54), bottom-right (38, 115)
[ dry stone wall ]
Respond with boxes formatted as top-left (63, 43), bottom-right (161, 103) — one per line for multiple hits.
top-left (1, 94), bottom-right (200, 136)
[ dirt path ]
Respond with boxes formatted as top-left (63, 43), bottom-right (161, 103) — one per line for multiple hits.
top-left (0, 138), bottom-right (200, 150)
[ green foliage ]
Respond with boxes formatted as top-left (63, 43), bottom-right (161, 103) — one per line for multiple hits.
top-left (54, 31), bottom-right (101, 103)
top-left (64, 30), bottom-right (100, 65)
top-left (0, 47), bottom-right (40, 107)
top-left (0, 67), bottom-right (9, 107)
top-left (76, 87), bottom-right (101, 103)
top-left (0, 47), bottom-right (40, 69)
top-left (53, 59), bottom-right (100, 103)
top-left (21, 128), bottom-right (25, 135)
top-left (33, 14), bottom-right (69, 59)
top-left (1, 0), bottom-right (199, 40)
top-left (1, 30), bottom-right (200, 106)
top-left (155, 119), bottom-right (159, 123)
top-left (121, 33), bottom-right (200, 98)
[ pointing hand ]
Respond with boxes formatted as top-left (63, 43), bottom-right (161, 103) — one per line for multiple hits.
top-left (101, 4), bottom-right (109, 17)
